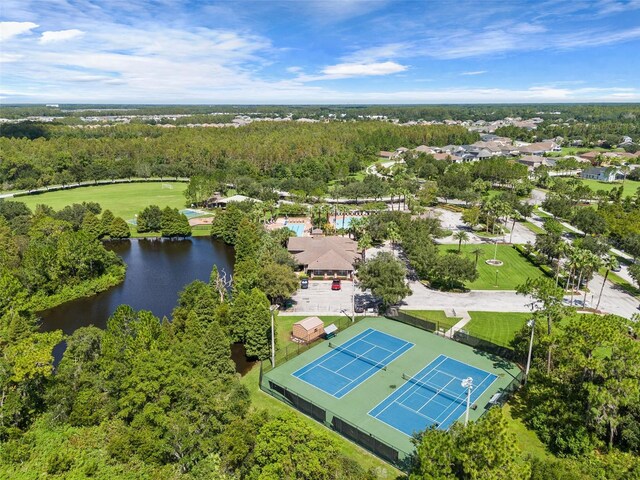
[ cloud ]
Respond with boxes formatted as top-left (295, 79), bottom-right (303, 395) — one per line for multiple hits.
top-left (322, 61), bottom-right (407, 77)
top-left (461, 71), bottom-right (487, 76)
top-left (40, 29), bottom-right (85, 44)
top-left (0, 21), bottom-right (38, 42)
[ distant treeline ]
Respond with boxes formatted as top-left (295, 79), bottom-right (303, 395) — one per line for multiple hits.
top-left (0, 122), bottom-right (477, 190)
top-left (2, 103), bottom-right (640, 122)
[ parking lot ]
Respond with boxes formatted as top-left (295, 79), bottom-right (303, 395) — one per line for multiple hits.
top-left (286, 279), bottom-right (379, 315)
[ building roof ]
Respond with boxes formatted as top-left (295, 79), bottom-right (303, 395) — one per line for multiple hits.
top-left (414, 145), bottom-right (435, 153)
top-left (217, 194), bottom-right (262, 204)
top-left (294, 316), bottom-right (324, 331)
top-left (288, 236), bottom-right (359, 271)
top-left (518, 141), bottom-right (556, 154)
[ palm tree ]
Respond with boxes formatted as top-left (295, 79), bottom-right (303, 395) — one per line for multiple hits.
top-left (453, 231), bottom-right (469, 253)
top-left (358, 233), bottom-right (373, 261)
top-left (471, 247), bottom-right (484, 267)
top-left (582, 251), bottom-right (603, 308)
top-left (595, 256), bottom-right (619, 311)
top-left (387, 222), bottom-right (400, 250)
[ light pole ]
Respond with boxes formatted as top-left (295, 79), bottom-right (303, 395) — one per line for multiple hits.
top-left (270, 305), bottom-right (279, 367)
top-left (524, 319), bottom-right (535, 385)
top-left (494, 269), bottom-right (499, 287)
top-left (461, 377), bottom-right (473, 426)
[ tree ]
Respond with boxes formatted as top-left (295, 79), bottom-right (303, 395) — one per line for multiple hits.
top-left (629, 263), bottom-right (640, 288)
top-left (428, 253), bottom-right (478, 290)
top-left (161, 207), bottom-right (191, 238)
top-left (81, 211), bottom-right (102, 239)
top-left (251, 413), bottom-right (345, 480)
top-left (357, 251), bottom-right (411, 310)
top-left (358, 233), bottom-right (373, 261)
top-left (461, 206), bottom-right (481, 229)
top-left (517, 277), bottom-right (570, 373)
top-left (410, 408), bottom-right (530, 480)
top-left (100, 209), bottom-right (115, 236)
top-left (572, 207), bottom-right (607, 236)
top-left (136, 205), bottom-right (162, 233)
top-left (453, 231), bottom-right (469, 253)
top-left (259, 262), bottom-right (298, 305)
top-left (109, 217), bottom-right (131, 239)
top-left (470, 247), bottom-right (483, 267)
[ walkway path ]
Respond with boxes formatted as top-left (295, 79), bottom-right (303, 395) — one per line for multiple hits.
top-left (444, 309), bottom-right (471, 337)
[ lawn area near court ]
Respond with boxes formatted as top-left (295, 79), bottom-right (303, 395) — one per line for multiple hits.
top-left (275, 315), bottom-right (358, 348)
top-left (399, 309), bottom-right (461, 331)
top-left (579, 178), bottom-right (640, 198)
top-left (464, 311), bottom-right (532, 348)
top-left (14, 182), bottom-right (188, 220)
top-left (438, 244), bottom-right (544, 290)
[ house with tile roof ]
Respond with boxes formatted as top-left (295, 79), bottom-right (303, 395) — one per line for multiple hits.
top-left (287, 236), bottom-right (360, 278)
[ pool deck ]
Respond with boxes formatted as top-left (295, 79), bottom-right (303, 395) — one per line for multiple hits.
top-left (266, 216), bottom-right (312, 236)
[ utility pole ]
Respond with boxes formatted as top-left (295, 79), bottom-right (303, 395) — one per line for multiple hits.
top-left (525, 319), bottom-right (535, 385)
top-left (462, 377), bottom-right (473, 426)
top-left (270, 305), bottom-right (279, 367)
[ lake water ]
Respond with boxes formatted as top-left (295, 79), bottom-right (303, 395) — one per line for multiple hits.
top-left (38, 237), bottom-right (251, 369)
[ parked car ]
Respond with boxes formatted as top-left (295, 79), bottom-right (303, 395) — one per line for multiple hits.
top-left (354, 303), bottom-right (365, 314)
top-left (331, 279), bottom-right (342, 291)
top-left (300, 278), bottom-right (309, 289)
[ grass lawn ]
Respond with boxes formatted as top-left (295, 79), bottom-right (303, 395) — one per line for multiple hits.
top-left (465, 311), bottom-right (532, 347)
top-left (240, 365), bottom-right (398, 478)
top-left (438, 244), bottom-right (544, 290)
top-left (274, 315), bottom-right (354, 349)
top-left (400, 309), bottom-right (461, 331)
top-left (15, 182), bottom-right (188, 220)
top-left (521, 220), bottom-right (545, 235)
top-left (580, 178), bottom-right (640, 198)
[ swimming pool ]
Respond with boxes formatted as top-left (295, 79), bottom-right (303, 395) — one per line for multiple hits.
top-left (333, 216), bottom-right (357, 229)
top-left (284, 223), bottom-right (305, 237)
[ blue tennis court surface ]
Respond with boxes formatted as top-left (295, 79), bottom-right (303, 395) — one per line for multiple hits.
top-left (292, 328), bottom-right (413, 398)
top-left (369, 354), bottom-right (497, 435)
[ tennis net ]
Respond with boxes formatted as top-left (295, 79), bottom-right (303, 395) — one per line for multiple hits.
top-left (401, 373), bottom-right (467, 404)
top-left (328, 342), bottom-right (387, 371)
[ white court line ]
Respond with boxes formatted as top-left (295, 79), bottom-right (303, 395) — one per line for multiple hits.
top-left (333, 340), bottom-right (413, 397)
top-left (316, 364), bottom-right (351, 381)
top-left (360, 338), bottom-right (395, 354)
top-left (293, 328), bottom-right (414, 398)
top-left (370, 355), bottom-right (449, 419)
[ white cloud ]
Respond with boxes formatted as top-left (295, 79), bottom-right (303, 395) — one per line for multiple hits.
top-left (322, 61), bottom-right (407, 77)
top-left (0, 21), bottom-right (38, 42)
top-left (461, 70), bottom-right (487, 76)
top-left (40, 29), bottom-right (85, 44)
top-left (286, 66), bottom-right (303, 73)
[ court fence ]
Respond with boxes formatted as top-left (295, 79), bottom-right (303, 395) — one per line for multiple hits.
top-left (261, 314), bottom-right (366, 377)
top-left (259, 362), bottom-right (414, 470)
top-left (259, 310), bottom-right (525, 470)
top-left (385, 308), bottom-right (525, 365)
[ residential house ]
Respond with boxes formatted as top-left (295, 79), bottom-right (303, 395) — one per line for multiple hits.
top-left (518, 141), bottom-right (560, 155)
top-left (581, 167), bottom-right (618, 182)
top-left (287, 236), bottom-right (360, 278)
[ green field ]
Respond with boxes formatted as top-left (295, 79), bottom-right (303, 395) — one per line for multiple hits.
top-left (580, 178), bottom-right (640, 198)
top-left (14, 182), bottom-right (188, 220)
top-left (438, 244), bottom-right (544, 290)
top-left (521, 220), bottom-right (545, 234)
top-left (465, 311), bottom-right (532, 347)
top-left (399, 309), bottom-right (461, 331)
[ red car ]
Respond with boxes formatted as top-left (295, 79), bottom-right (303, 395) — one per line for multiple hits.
top-left (331, 279), bottom-right (342, 291)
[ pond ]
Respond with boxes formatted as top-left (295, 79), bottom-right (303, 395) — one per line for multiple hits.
top-left (38, 237), bottom-right (252, 371)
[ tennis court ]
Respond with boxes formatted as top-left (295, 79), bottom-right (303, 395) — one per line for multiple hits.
top-left (262, 317), bottom-right (522, 465)
top-left (369, 354), bottom-right (497, 435)
top-left (292, 328), bottom-right (413, 398)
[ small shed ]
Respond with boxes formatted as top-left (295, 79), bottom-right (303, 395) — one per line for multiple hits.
top-left (292, 316), bottom-right (325, 343)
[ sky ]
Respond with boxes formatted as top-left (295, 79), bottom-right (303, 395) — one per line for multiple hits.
top-left (1, 0), bottom-right (640, 104)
